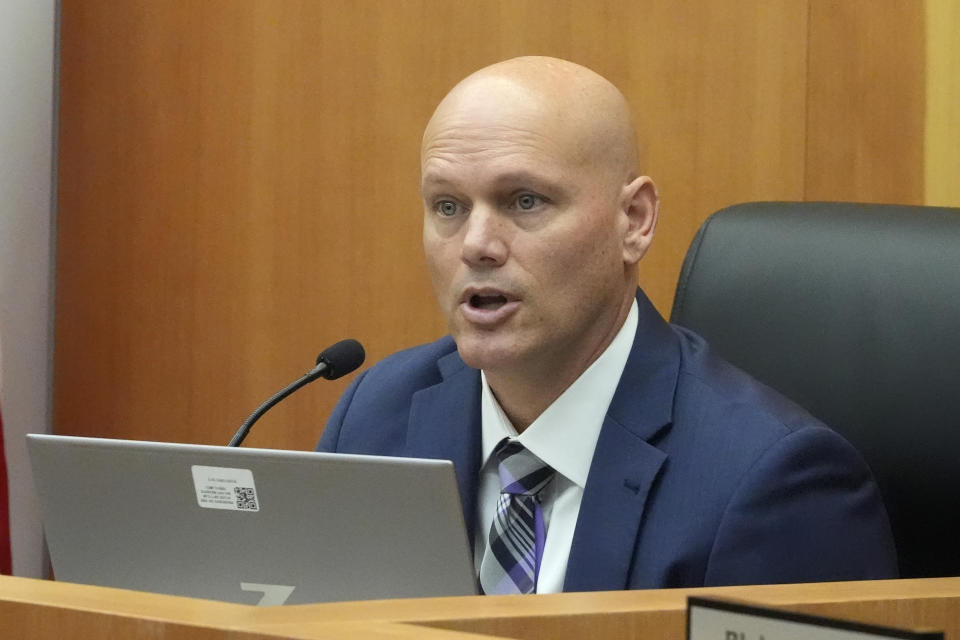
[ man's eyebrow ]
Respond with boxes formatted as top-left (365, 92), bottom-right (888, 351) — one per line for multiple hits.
top-left (420, 173), bottom-right (457, 198)
top-left (421, 171), bottom-right (561, 191)
top-left (421, 173), bottom-right (453, 188)
top-left (489, 171), bottom-right (559, 189)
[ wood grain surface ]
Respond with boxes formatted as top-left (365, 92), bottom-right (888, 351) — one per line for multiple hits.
top-left (4, 574), bottom-right (959, 640)
top-left (0, 574), bottom-right (508, 639)
top-left (55, 1), bottom-right (934, 449)
top-left (805, 0), bottom-right (926, 204)
top-left (247, 577), bottom-right (960, 640)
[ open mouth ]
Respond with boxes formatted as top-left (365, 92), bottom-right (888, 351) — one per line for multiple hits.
top-left (469, 293), bottom-right (508, 310)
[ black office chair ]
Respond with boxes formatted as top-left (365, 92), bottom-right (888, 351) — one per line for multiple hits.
top-left (670, 201), bottom-right (960, 578)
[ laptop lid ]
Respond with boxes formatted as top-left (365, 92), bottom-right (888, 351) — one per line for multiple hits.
top-left (27, 434), bottom-right (477, 604)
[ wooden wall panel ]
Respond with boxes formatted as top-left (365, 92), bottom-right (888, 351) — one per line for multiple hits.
top-left (625, 1), bottom-right (808, 307)
top-left (805, 0), bottom-right (926, 204)
top-left (56, 1), bottom-right (809, 449)
top-left (924, 0), bottom-right (960, 207)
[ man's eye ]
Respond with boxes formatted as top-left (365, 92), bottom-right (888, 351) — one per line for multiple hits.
top-left (436, 201), bottom-right (460, 217)
top-left (516, 194), bottom-right (542, 210)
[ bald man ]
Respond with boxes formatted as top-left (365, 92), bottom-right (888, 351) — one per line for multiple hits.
top-left (319, 57), bottom-right (898, 593)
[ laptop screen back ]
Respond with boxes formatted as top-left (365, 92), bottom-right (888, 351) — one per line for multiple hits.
top-left (27, 434), bottom-right (477, 604)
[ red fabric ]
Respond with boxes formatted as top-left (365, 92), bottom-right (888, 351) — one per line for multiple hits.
top-left (0, 404), bottom-right (11, 574)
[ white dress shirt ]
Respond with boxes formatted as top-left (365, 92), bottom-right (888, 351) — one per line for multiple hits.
top-left (474, 300), bottom-right (638, 593)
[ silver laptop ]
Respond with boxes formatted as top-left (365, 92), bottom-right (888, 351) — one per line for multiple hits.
top-left (27, 434), bottom-right (477, 605)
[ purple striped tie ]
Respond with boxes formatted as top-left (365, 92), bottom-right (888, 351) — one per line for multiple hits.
top-left (479, 439), bottom-right (555, 595)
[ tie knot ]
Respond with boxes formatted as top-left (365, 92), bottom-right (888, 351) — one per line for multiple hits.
top-left (494, 439), bottom-right (554, 496)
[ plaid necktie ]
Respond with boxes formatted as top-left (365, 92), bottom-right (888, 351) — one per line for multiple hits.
top-left (479, 439), bottom-right (556, 595)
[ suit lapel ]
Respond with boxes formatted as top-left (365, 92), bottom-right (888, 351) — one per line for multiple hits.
top-left (563, 417), bottom-right (667, 592)
top-left (405, 350), bottom-right (483, 541)
top-left (563, 291), bottom-right (680, 592)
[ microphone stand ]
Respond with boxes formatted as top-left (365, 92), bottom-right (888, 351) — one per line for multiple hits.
top-left (227, 361), bottom-right (328, 447)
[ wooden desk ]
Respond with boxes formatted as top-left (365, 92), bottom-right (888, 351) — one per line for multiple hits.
top-left (0, 575), bottom-right (501, 639)
top-left (247, 578), bottom-right (960, 639)
top-left (3, 575), bottom-right (958, 639)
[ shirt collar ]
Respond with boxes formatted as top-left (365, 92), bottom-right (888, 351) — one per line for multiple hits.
top-left (479, 299), bottom-right (638, 488)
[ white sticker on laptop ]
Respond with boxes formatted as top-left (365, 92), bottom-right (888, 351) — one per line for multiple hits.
top-left (191, 465), bottom-right (260, 512)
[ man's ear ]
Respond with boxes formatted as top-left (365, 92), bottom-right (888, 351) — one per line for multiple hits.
top-left (621, 175), bottom-right (659, 265)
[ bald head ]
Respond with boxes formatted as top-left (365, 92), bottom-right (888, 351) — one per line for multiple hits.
top-left (419, 56), bottom-right (659, 413)
top-left (422, 56), bottom-right (639, 185)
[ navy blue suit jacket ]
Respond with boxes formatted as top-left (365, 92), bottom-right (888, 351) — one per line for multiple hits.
top-left (318, 290), bottom-right (898, 590)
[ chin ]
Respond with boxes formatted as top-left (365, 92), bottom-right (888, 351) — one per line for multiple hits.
top-left (452, 333), bottom-right (523, 372)
top-left (453, 342), bottom-right (497, 371)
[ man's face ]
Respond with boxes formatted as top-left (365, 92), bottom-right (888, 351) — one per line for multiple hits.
top-left (420, 81), bottom-right (635, 378)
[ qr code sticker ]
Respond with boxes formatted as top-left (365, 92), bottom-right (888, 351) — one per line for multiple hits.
top-left (234, 486), bottom-right (258, 511)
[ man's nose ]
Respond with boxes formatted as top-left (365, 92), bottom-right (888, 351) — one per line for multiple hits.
top-left (461, 206), bottom-right (508, 267)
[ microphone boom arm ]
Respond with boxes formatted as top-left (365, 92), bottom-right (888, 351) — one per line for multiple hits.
top-left (227, 362), bottom-right (327, 447)
top-left (226, 339), bottom-right (364, 447)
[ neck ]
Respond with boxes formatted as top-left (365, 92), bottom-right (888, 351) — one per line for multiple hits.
top-left (487, 371), bottom-right (576, 433)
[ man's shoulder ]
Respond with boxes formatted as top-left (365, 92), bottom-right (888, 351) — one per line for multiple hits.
top-left (670, 324), bottom-right (825, 437)
top-left (358, 334), bottom-right (462, 389)
top-left (662, 322), bottom-right (874, 497)
top-left (319, 335), bottom-right (467, 453)
top-left (626, 289), bottom-right (823, 443)
top-left (635, 324), bottom-right (896, 586)
top-left (658, 322), bottom-right (854, 479)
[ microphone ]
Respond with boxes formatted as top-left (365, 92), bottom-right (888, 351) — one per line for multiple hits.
top-left (227, 339), bottom-right (365, 447)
